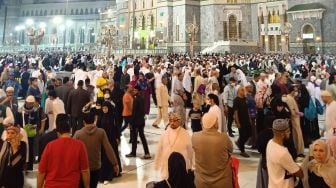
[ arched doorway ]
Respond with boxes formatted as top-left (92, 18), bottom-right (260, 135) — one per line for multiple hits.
top-left (302, 24), bottom-right (315, 54)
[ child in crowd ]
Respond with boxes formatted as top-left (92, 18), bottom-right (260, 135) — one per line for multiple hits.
top-left (188, 101), bottom-right (203, 132)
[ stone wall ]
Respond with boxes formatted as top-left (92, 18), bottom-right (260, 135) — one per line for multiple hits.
top-left (288, 0), bottom-right (336, 53)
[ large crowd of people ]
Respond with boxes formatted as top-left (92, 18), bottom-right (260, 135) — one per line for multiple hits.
top-left (0, 52), bottom-right (336, 188)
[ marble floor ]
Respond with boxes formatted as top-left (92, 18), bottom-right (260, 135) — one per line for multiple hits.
top-left (25, 108), bottom-right (260, 188)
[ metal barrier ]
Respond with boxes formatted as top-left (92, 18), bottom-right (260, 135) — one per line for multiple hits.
top-left (0, 45), bottom-right (169, 56)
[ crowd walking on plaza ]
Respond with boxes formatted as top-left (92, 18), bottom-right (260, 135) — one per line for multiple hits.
top-left (0, 52), bottom-right (336, 188)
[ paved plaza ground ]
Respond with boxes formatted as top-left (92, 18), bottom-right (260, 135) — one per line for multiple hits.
top-left (25, 106), bottom-right (259, 188)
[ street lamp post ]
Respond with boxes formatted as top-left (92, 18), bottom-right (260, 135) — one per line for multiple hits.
top-left (280, 22), bottom-right (292, 53)
top-left (185, 23), bottom-right (199, 57)
top-left (97, 25), bottom-right (118, 57)
top-left (64, 0), bottom-right (69, 51)
top-left (122, 36), bottom-right (128, 55)
top-left (315, 36), bottom-right (321, 53)
top-left (26, 20), bottom-right (45, 56)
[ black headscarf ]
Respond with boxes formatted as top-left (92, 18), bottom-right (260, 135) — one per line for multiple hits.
top-left (167, 152), bottom-right (194, 188)
top-left (103, 100), bottom-right (122, 145)
top-left (102, 101), bottom-right (114, 117)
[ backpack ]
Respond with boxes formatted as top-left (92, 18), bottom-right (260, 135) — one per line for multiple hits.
top-left (304, 98), bottom-right (317, 121)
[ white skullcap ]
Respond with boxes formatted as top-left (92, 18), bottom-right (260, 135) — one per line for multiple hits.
top-left (202, 112), bottom-right (218, 129)
top-left (310, 76), bottom-right (317, 82)
top-left (315, 79), bottom-right (322, 86)
top-left (6, 86), bottom-right (14, 92)
top-left (3, 117), bottom-right (14, 125)
top-left (26, 95), bottom-right (36, 103)
top-left (321, 90), bottom-right (332, 97)
top-left (260, 73), bottom-right (266, 77)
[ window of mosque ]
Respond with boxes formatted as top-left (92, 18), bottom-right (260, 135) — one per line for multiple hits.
top-left (80, 28), bottom-right (85, 43)
top-left (50, 10), bottom-right (53, 15)
top-left (269, 35), bottom-right (275, 51)
top-left (176, 25), bottom-right (179, 41)
top-left (89, 28), bottom-right (95, 43)
top-left (223, 21), bottom-right (228, 41)
top-left (150, 15), bottom-right (154, 30)
top-left (260, 12), bottom-right (264, 24)
top-left (273, 10), bottom-right (280, 23)
top-left (276, 10), bottom-right (280, 23)
top-left (238, 22), bottom-right (242, 39)
top-left (85, 8), bottom-right (88, 15)
top-left (90, 8), bottom-right (93, 14)
top-left (228, 0), bottom-right (237, 3)
top-left (40, 10), bottom-right (43, 16)
top-left (277, 35), bottom-right (281, 50)
top-left (142, 16), bottom-right (145, 30)
top-left (35, 10), bottom-right (38, 16)
top-left (44, 10), bottom-right (47, 16)
top-left (228, 15), bottom-right (238, 41)
top-left (268, 10), bottom-right (280, 23)
top-left (268, 12), bottom-right (272, 23)
top-left (133, 17), bottom-right (137, 29)
top-left (20, 31), bottom-right (25, 44)
top-left (80, 9), bottom-right (83, 15)
top-left (70, 29), bottom-right (75, 44)
top-left (76, 9), bottom-right (79, 15)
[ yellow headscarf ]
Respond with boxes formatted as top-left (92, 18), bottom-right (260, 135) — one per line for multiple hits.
top-left (96, 77), bottom-right (108, 98)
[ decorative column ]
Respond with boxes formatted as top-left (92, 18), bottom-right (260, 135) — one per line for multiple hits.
top-left (227, 21), bottom-right (230, 41)
top-left (236, 20), bottom-right (239, 41)
top-left (274, 35), bottom-right (278, 52)
top-left (258, 15), bottom-right (263, 49)
top-left (264, 14), bottom-right (269, 53)
top-left (280, 13), bottom-right (287, 52)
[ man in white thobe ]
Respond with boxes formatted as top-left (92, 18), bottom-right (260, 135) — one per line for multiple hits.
top-left (154, 112), bottom-right (193, 179)
top-left (45, 90), bottom-right (65, 132)
top-left (321, 90), bottom-right (336, 138)
top-left (73, 66), bottom-right (88, 89)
